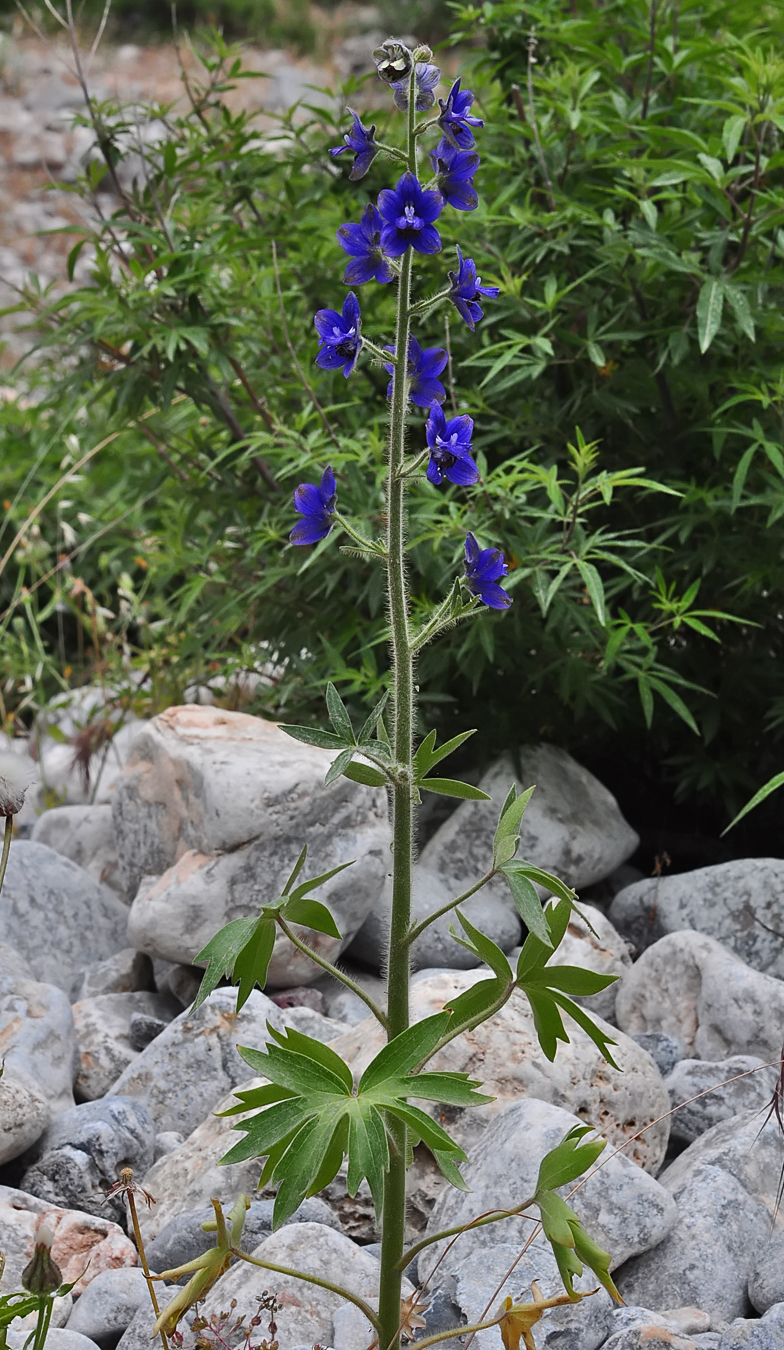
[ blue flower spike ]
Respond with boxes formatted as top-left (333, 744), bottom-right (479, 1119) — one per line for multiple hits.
top-left (314, 292), bottom-right (362, 377)
top-left (290, 466), bottom-right (337, 546)
top-left (384, 337), bottom-right (448, 408)
top-left (337, 204), bottom-right (395, 286)
top-left (429, 139), bottom-right (480, 212)
top-left (464, 531), bottom-right (512, 608)
top-left (377, 171), bottom-right (444, 257)
top-left (448, 248), bottom-right (500, 330)
top-left (392, 62), bottom-right (441, 112)
top-left (438, 78), bottom-right (484, 150)
top-left (328, 108), bottom-right (379, 181)
top-left (426, 406), bottom-right (479, 486)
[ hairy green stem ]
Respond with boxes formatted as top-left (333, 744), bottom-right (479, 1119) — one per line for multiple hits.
top-left (276, 917), bottom-right (388, 1029)
top-left (397, 1198), bottom-right (536, 1271)
top-left (405, 871), bottom-right (495, 944)
top-left (0, 816), bottom-right (13, 895)
top-left (377, 66), bottom-right (418, 1350)
top-left (232, 1250), bottom-right (381, 1331)
top-left (410, 1315), bottom-right (505, 1349)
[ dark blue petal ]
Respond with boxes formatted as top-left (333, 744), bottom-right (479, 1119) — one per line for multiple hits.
top-left (316, 347), bottom-right (348, 370)
top-left (476, 580), bottom-right (512, 609)
top-left (418, 347), bottom-right (448, 379)
top-left (379, 224), bottom-right (409, 257)
top-left (452, 296), bottom-right (477, 329)
top-left (343, 255), bottom-right (380, 286)
top-left (410, 378), bottom-right (446, 407)
top-left (349, 148), bottom-right (376, 180)
top-left (445, 455), bottom-right (479, 485)
top-left (426, 457), bottom-right (443, 485)
top-left (412, 224), bottom-right (442, 255)
top-left (290, 514), bottom-right (331, 545)
top-left (314, 308), bottom-right (344, 340)
top-left (337, 222), bottom-right (370, 255)
top-left (342, 292), bottom-right (361, 327)
top-left (319, 465), bottom-right (336, 502)
top-left (426, 404), bottom-right (446, 447)
top-left (444, 180), bottom-right (479, 211)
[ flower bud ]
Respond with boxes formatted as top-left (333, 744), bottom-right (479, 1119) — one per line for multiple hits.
top-left (0, 751), bottom-right (36, 817)
top-left (373, 39), bottom-right (414, 85)
top-left (22, 1222), bottom-right (63, 1296)
top-left (413, 44), bottom-right (433, 62)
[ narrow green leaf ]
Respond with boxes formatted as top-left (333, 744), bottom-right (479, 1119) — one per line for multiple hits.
top-left (266, 1024), bottom-right (354, 1092)
top-left (234, 920), bottom-right (276, 1010)
top-left (282, 845), bottom-right (309, 896)
top-left (343, 761), bottom-right (388, 787)
top-left (288, 859), bottom-right (354, 906)
top-left (575, 560), bottom-right (607, 626)
top-left (419, 777), bottom-right (492, 800)
top-left (445, 975), bottom-right (508, 1029)
top-left (731, 444), bottom-right (757, 510)
top-left (493, 784), bottom-right (536, 867)
top-left (414, 728), bottom-right (476, 779)
top-left (358, 690), bottom-right (389, 745)
top-left (637, 676), bottom-right (654, 728)
top-left (192, 916), bottom-right (262, 1010)
top-left (283, 895), bottom-right (341, 939)
top-left (647, 676), bottom-right (700, 734)
top-left (325, 748), bottom-right (354, 786)
top-left (510, 861), bottom-right (577, 908)
top-left (326, 683), bottom-right (355, 743)
top-left (696, 278), bottom-right (724, 354)
top-left (358, 1014), bottom-right (451, 1093)
top-left (724, 285), bottom-right (755, 342)
top-left (452, 908), bottom-right (513, 981)
top-left (500, 863), bottom-right (552, 946)
top-left (723, 770), bottom-right (784, 833)
top-left (722, 113), bottom-right (746, 162)
top-left (279, 724), bottom-right (348, 751)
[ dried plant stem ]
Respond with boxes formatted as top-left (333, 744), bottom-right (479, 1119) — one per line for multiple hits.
top-left (125, 1191), bottom-right (170, 1350)
top-left (0, 816), bottom-right (14, 896)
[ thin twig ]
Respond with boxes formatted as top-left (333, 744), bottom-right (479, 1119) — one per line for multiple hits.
top-left (271, 240), bottom-right (340, 447)
top-left (0, 816), bottom-right (13, 895)
top-left (126, 1190), bottom-right (170, 1350)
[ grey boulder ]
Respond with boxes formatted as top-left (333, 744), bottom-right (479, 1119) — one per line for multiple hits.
top-left (349, 863), bottom-right (521, 971)
top-left (20, 1097), bottom-right (155, 1222)
top-left (106, 987), bottom-right (290, 1135)
top-left (419, 1098), bottom-right (677, 1296)
top-left (74, 950), bottom-right (153, 1001)
top-left (6, 1333), bottom-right (100, 1350)
top-left (32, 803), bottom-right (125, 898)
top-left (749, 1233), bottom-right (784, 1313)
top-left (418, 743), bottom-right (639, 909)
top-left (717, 1304), bottom-right (784, 1348)
top-left (72, 991), bottom-right (181, 1099)
top-left (615, 1110), bottom-right (784, 1322)
top-left (631, 1032), bottom-right (685, 1077)
top-left (0, 1069), bottom-right (50, 1164)
top-left (114, 1288), bottom-right (190, 1349)
top-left (0, 966), bottom-right (77, 1116)
top-left (665, 1055), bottom-right (777, 1146)
top-left (615, 929), bottom-right (784, 1062)
top-left (65, 1268), bottom-right (150, 1349)
top-left (0, 840), bottom-right (128, 997)
top-left (610, 859), bottom-right (784, 978)
top-left (114, 707), bottom-right (388, 982)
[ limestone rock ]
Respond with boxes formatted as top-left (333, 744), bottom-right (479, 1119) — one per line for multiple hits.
top-left (349, 864), bottom-right (522, 971)
top-left (74, 949), bottom-right (153, 1001)
top-left (418, 745), bottom-right (639, 915)
top-left (114, 1288), bottom-right (190, 1350)
top-left (749, 1232), bottom-right (784, 1313)
top-left (615, 930), bottom-right (784, 1062)
top-left (72, 991), bottom-right (180, 1099)
top-left (6, 1332), bottom-right (101, 1350)
top-left (0, 841), bottom-right (128, 997)
top-left (20, 1097), bottom-right (155, 1222)
top-left (0, 1186), bottom-right (137, 1296)
top-left (715, 1305), bottom-right (784, 1348)
top-left (0, 1070), bottom-right (50, 1164)
top-left (0, 969), bottom-right (77, 1115)
top-left (615, 1110), bottom-right (784, 1322)
top-left (331, 970), bottom-right (670, 1169)
top-left (631, 1032), bottom-right (685, 1077)
top-left (106, 987), bottom-right (289, 1135)
top-left (419, 1098), bottom-right (677, 1295)
top-left (32, 804), bottom-right (124, 898)
top-left (665, 1055), bottom-right (777, 1146)
top-left (64, 1268), bottom-right (149, 1349)
top-left (610, 859), bottom-right (784, 977)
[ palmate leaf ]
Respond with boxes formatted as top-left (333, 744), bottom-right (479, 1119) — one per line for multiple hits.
top-left (533, 1127), bottom-right (622, 1304)
top-left (516, 899), bottom-right (620, 1069)
top-left (191, 846), bottom-right (350, 1012)
top-left (220, 1016), bottom-right (493, 1228)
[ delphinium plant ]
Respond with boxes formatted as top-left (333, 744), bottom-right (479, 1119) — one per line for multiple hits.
top-left (147, 42), bottom-right (625, 1350)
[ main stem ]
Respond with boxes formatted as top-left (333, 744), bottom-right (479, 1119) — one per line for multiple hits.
top-left (377, 69), bottom-right (417, 1350)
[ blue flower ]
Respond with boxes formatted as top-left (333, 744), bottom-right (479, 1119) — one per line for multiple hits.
top-left (314, 292), bottom-right (362, 377)
top-left (448, 248), bottom-right (500, 330)
top-left (337, 204), bottom-right (395, 286)
top-left (374, 39), bottom-right (413, 86)
top-left (429, 139), bottom-right (480, 212)
top-left (392, 62), bottom-right (441, 112)
top-left (426, 406), bottom-right (478, 486)
top-left (377, 172), bottom-right (444, 257)
top-left (328, 108), bottom-right (379, 181)
top-left (383, 337), bottom-right (447, 408)
top-left (464, 532), bottom-right (512, 608)
top-left (438, 78), bottom-right (484, 150)
top-left (290, 466), bottom-right (337, 546)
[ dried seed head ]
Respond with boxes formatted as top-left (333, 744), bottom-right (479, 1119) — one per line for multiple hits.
top-left (0, 751), bottom-right (36, 817)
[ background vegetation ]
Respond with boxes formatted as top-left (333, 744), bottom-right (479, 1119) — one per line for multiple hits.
top-left (2, 0), bottom-right (784, 871)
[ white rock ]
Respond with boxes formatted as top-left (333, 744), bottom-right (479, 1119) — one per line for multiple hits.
top-left (116, 706), bottom-right (389, 982)
top-left (200, 1223), bottom-right (408, 1348)
top-left (6, 1331), bottom-right (100, 1350)
top-left (0, 1070), bottom-right (50, 1164)
top-left (609, 858), bottom-right (784, 977)
top-left (32, 804), bottom-right (125, 898)
top-left (665, 1055), bottom-right (777, 1146)
top-left (419, 745), bottom-right (639, 913)
top-left (420, 1098), bottom-right (677, 1292)
top-left (73, 949), bottom-right (153, 1000)
top-left (64, 1267), bottom-right (150, 1347)
top-left (72, 991), bottom-right (180, 1099)
top-left (615, 1110), bottom-right (784, 1322)
top-left (0, 969), bottom-right (77, 1115)
top-left (0, 840), bottom-right (128, 997)
top-left (0, 1186), bottom-right (137, 1296)
top-left (349, 864), bottom-right (522, 971)
top-left (614, 930), bottom-right (784, 1061)
top-left (332, 970), bottom-right (670, 1169)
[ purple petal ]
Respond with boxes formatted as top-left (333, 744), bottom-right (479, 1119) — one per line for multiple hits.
top-left (465, 531), bottom-right (481, 566)
top-left (342, 292), bottom-right (361, 327)
top-left (290, 515), bottom-right (331, 545)
top-left (453, 296), bottom-right (477, 329)
top-left (349, 149), bottom-right (377, 181)
top-left (426, 458), bottom-right (443, 485)
top-left (412, 225), bottom-right (442, 255)
top-left (316, 347), bottom-right (348, 370)
top-left (337, 223), bottom-right (370, 255)
top-left (445, 181), bottom-right (479, 211)
top-left (379, 224), bottom-right (409, 257)
top-left (343, 255), bottom-right (380, 286)
top-left (418, 346), bottom-right (448, 379)
top-left (293, 482), bottom-right (326, 515)
top-left (450, 414), bottom-right (474, 443)
top-left (320, 465), bottom-right (336, 500)
top-left (475, 548), bottom-right (507, 582)
top-left (314, 308), bottom-right (344, 340)
top-left (410, 378), bottom-right (446, 407)
top-left (417, 188), bottom-right (446, 225)
top-left (328, 145), bottom-right (349, 160)
top-left (477, 581), bottom-right (512, 609)
top-left (446, 455), bottom-right (480, 485)
top-left (426, 404), bottom-right (446, 446)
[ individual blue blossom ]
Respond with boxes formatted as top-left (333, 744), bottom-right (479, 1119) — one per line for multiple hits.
top-left (377, 171), bottom-right (444, 257)
top-left (464, 531), bottom-right (512, 609)
top-left (290, 466), bottom-right (337, 545)
top-left (425, 406), bottom-right (478, 486)
top-left (337, 204), bottom-right (395, 286)
top-left (314, 292), bottom-right (362, 377)
top-left (391, 62), bottom-right (441, 112)
top-left (383, 336), bottom-right (447, 408)
top-left (429, 138), bottom-right (480, 212)
top-left (447, 247), bottom-right (500, 330)
top-left (438, 78), bottom-right (484, 150)
top-left (328, 109), bottom-right (379, 181)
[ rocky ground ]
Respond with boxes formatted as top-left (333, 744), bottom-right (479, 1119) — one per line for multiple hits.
top-left (1, 698), bottom-right (784, 1349)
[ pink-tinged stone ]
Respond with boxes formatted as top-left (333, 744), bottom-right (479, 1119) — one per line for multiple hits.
top-left (0, 1186), bottom-right (138, 1295)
